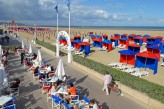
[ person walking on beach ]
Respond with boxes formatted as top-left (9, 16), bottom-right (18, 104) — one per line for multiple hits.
top-left (102, 71), bottom-right (112, 95)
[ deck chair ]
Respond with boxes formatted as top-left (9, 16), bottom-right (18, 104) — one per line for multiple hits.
top-left (131, 71), bottom-right (149, 77)
top-left (117, 44), bottom-right (122, 48)
top-left (120, 45), bottom-right (126, 49)
top-left (161, 63), bottom-right (164, 66)
top-left (123, 68), bottom-right (139, 73)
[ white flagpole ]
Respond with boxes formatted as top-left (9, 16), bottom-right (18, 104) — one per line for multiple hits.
top-left (69, 8), bottom-right (70, 37)
top-left (57, 10), bottom-right (58, 39)
top-left (17, 24), bottom-right (18, 36)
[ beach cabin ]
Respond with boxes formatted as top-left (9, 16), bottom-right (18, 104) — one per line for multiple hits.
top-left (79, 42), bottom-right (90, 55)
top-left (159, 40), bottom-right (164, 54)
top-left (119, 38), bottom-right (129, 49)
top-left (143, 35), bottom-right (150, 43)
top-left (146, 45), bottom-right (160, 61)
top-left (118, 50), bottom-right (136, 65)
top-left (128, 44), bottom-right (140, 53)
top-left (114, 34), bottom-right (121, 39)
top-left (102, 40), bottom-right (112, 52)
top-left (102, 34), bottom-right (108, 40)
top-left (135, 52), bottom-right (158, 74)
top-left (74, 35), bottom-right (81, 41)
top-left (121, 34), bottom-right (128, 38)
top-left (128, 34), bottom-right (136, 42)
top-left (134, 36), bottom-right (143, 46)
top-left (73, 40), bottom-right (82, 50)
top-left (155, 36), bottom-right (163, 44)
top-left (110, 37), bottom-right (119, 47)
top-left (59, 37), bottom-right (67, 45)
top-left (92, 35), bottom-right (102, 47)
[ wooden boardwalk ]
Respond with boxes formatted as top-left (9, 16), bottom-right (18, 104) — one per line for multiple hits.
top-left (7, 37), bottom-right (152, 109)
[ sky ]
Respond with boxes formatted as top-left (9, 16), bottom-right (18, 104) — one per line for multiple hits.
top-left (0, 0), bottom-right (164, 26)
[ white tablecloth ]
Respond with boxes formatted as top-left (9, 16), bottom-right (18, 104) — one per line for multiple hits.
top-left (0, 96), bottom-right (12, 106)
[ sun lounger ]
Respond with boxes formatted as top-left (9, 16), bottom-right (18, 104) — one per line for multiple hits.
top-left (161, 63), bottom-right (164, 66)
top-left (108, 62), bottom-right (123, 67)
top-left (117, 44), bottom-right (122, 48)
top-left (131, 71), bottom-right (149, 77)
top-left (119, 45), bottom-right (126, 49)
top-left (122, 68), bottom-right (139, 73)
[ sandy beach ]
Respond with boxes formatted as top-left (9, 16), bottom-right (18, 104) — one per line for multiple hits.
top-left (16, 27), bottom-right (164, 86)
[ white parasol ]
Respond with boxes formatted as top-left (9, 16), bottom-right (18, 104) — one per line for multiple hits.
top-left (55, 59), bottom-right (65, 79)
top-left (28, 43), bottom-right (32, 54)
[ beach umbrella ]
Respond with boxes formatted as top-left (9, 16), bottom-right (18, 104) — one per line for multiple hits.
top-left (54, 59), bottom-right (65, 79)
top-left (0, 64), bottom-right (8, 88)
top-left (28, 43), bottom-right (32, 54)
top-left (22, 40), bottom-right (24, 49)
top-left (36, 49), bottom-right (42, 62)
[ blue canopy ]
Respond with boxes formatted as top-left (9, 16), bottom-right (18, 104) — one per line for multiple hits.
top-left (73, 40), bottom-right (82, 43)
top-left (146, 45), bottom-right (160, 50)
top-left (143, 34), bottom-right (150, 38)
top-left (118, 50), bottom-right (137, 55)
top-left (89, 34), bottom-right (95, 38)
top-left (95, 35), bottom-right (102, 38)
top-left (102, 40), bottom-right (112, 44)
top-left (134, 38), bottom-right (143, 46)
top-left (120, 37), bottom-right (128, 41)
top-left (159, 42), bottom-right (164, 54)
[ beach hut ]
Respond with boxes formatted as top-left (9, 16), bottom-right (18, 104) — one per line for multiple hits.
top-left (59, 37), bottom-right (67, 45)
top-left (74, 35), bottom-right (81, 41)
top-left (118, 50), bottom-right (136, 65)
top-left (128, 34), bottom-right (136, 42)
top-left (79, 42), bottom-right (90, 55)
top-left (102, 40), bottom-right (112, 52)
top-left (159, 40), bottom-right (164, 54)
top-left (110, 37), bottom-right (119, 47)
top-left (113, 34), bottom-right (121, 39)
top-left (146, 45), bottom-right (160, 61)
top-left (128, 44), bottom-right (140, 53)
top-left (135, 52), bottom-right (158, 74)
top-left (155, 36), bottom-right (163, 44)
top-left (92, 35), bottom-right (102, 47)
top-left (73, 40), bottom-right (82, 50)
top-left (143, 35), bottom-right (150, 42)
top-left (119, 38), bottom-right (129, 48)
top-left (121, 34), bottom-right (128, 38)
top-left (102, 34), bottom-right (108, 40)
top-left (134, 37), bottom-right (143, 46)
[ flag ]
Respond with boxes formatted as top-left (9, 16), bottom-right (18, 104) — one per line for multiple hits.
top-left (12, 20), bottom-right (14, 24)
top-left (54, 4), bottom-right (58, 13)
top-left (67, 0), bottom-right (70, 11)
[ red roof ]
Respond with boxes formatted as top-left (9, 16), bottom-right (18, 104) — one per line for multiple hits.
top-left (102, 34), bottom-right (108, 37)
top-left (128, 44), bottom-right (140, 48)
top-left (136, 51), bottom-right (158, 59)
top-left (134, 37), bottom-right (143, 39)
top-left (92, 38), bottom-right (102, 42)
top-left (79, 42), bottom-right (90, 46)
top-left (155, 36), bottom-right (163, 38)
top-left (110, 37), bottom-right (119, 40)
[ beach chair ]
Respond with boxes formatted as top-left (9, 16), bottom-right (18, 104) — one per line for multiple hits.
top-left (160, 54), bottom-right (164, 58)
top-left (64, 102), bottom-right (74, 109)
top-left (122, 68), bottom-right (140, 73)
top-left (131, 71), bottom-right (149, 77)
top-left (108, 62), bottom-right (123, 67)
top-left (117, 44), bottom-right (122, 48)
top-left (120, 45), bottom-right (126, 49)
top-left (160, 63), bottom-right (164, 66)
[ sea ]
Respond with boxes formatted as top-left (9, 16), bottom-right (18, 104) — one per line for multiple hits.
top-left (39, 25), bottom-right (164, 31)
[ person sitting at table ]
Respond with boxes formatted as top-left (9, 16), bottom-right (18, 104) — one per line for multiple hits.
top-left (10, 78), bottom-right (20, 88)
top-left (65, 82), bottom-right (77, 104)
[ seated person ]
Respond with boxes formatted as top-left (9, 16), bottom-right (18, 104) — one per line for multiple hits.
top-left (89, 99), bottom-right (98, 109)
top-left (10, 78), bottom-right (20, 88)
top-left (65, 83), bottom-right (77, 103)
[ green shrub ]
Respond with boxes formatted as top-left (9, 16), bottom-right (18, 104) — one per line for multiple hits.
top-left (36, 39), bottom-right (164, 103)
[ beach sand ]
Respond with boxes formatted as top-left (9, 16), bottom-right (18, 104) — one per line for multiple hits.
top-left (16, 28), bottom-right (164, 86)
